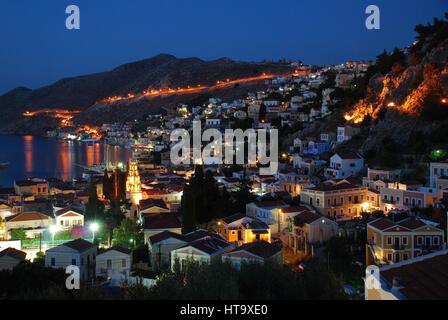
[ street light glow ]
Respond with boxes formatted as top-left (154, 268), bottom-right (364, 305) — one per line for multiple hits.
top-left (89, 222), bottom-right (99, 233)
top-left (361, 202), bottom-right (370, 212)
top-left (49, 225), bottom-right (60, 235)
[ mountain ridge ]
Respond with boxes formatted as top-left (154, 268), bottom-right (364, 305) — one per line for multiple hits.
top-left (0, 54), bottom-right (293, 134)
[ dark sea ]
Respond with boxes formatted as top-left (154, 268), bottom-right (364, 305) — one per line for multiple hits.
top-left (0, 135), bottom-right (132, 186)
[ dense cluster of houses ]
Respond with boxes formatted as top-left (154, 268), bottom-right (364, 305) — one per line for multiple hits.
top-left (1, 59), bottom-right (448, 300)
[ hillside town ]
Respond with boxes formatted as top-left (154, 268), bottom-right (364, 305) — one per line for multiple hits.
top-left (2, 31), bottom-right (448, 301)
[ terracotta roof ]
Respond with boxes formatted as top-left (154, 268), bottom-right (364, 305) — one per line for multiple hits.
top-left (381, 251), bottom-right (448, 300)
top-left (140, 198), bottom-right (168, 210)
top-left (335, 151), bottom-right (363, 160)
top-left (370, 217), bottom-right (436, 233)
top-left (295, 211), bottom-right (323, 225)
top-left (281, 206), bottom-right (308, 214)
top-left (5, 211), bottom-right (52, 222)
top-left (181, 237), bottom-right (230, 255)
top-left (183, 229), bottom-right (222, 243)
top-left (229, 241), bottom-right (282, 259)
top-left (55, 207), bottom-right (84, 217)
top-left (252, 200), bottom-right (287, 208)
top-left (222, 213), bottom-right (246, 224)
top-left (101, 246), bottom-right (132, 255)
top-left (0, 247), bottom-right (27, 261)
top-left (369, 218), bottom-right (397, 231)
top-left (143, 212), bottom-right (181, 230)
top-left (149, 231), bottom-right (186, 244)
top-left (61, 239), bottom-right (96, 252)
top-left (307, 182), bottom-right (362, 192)
top-left (398, 217), bottom-right (427, 230)
top-left (243, 219), bottom-right (269, 230)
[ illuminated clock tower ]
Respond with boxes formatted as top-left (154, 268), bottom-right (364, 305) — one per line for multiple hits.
top-left (126, 159), bottom-right (142, 220)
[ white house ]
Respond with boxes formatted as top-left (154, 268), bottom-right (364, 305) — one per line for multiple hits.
top-left (429, 161), bottom-right (448, 189)
top-left (326, 152), bottom-right (364, 179)
top-left (337, 126), bottom-right (360, 143)
top-left (221, 241), bottom-right (283, 270)
top-left (45, 239), bottom-right (97, 281)
top-left (5, 211), bottom-right (53, 239)
top-left (170, 237), bottom-right (231, 270)
top-left (286, 209), bottom-right (338, 249)
top-left (246, 200), bottom-right (290, 233)
top-left (143, 212), bottom-right (182, 243)
top-left (55, 207), bottom-right (84, 230)
top-left (96, 246), bottom-right (132, 278)
top-left (0, 247), bottom-right (27, 271)
top-left (148, 231), bottom-right (188, 271)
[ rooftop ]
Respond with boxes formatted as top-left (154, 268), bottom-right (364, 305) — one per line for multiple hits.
top-left (5, 211), bottom-right (52, 223)
top-left (0, 247), bottom-right (27, 261)
top-left (294, 211), bottom-right (323, 225)
top-left (100, 246), bottom-right (132, 255)
top-left (381, 250), bottom-right (448, 300)
top-left (149, 230), bottom-right (185, 244)
top-left (143, 212), bottom-right (181, 230)
top-left (229, 241), bottom-right (282, 259)
top-left (252, 200), bottom-right (287, 209)
top-left (59, 239), bottom-right (96, 253)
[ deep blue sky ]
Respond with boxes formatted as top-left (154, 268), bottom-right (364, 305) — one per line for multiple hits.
top-left (0, 0), bottom-right (446, 94)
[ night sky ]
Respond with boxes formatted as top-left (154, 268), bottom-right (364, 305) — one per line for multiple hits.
top-left (0, 0), bottom-right (446, 94)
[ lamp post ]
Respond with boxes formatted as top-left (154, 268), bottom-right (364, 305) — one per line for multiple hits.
top-left (90, 222), bottom-right (99, 243)
top-left (49, 225), bottom-right (60, 246)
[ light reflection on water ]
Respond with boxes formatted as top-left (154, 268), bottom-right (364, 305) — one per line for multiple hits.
top-left (0, 135), bottom-right (132, 186)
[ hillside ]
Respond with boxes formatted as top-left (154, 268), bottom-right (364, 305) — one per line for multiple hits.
top-left (0, 54), bottom-right (293, 134)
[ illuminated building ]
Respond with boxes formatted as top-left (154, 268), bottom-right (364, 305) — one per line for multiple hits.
top-left (126, 160), bottom-right (142, 220)
top-left (216, 213), bottom-right (271, 245)
top-left (366, 217), bottom-right (444, 266)
top-left (300, 180), bottom-right (371, 221)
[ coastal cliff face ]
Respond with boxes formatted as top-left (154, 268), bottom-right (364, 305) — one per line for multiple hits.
top-left (359, 45), bottom-right (448, 154)
top-left (286, 17), bottom-right (448, 166)
top-left (0, 54), bottom-right (292, 135)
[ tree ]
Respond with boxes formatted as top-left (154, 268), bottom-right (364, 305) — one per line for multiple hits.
top-left (130, 260), bottom-right (346, 300)
top-left (54, 230), bottom-right (73, 241)
top-left (112, 219), bottom-right (143, 249)
top-left (85, 181), bottom-right (105, 221)
top-left (181, 166), bottom-right (225, 232)
top-left (102, 169), bottom-right (113, 200)
top-left (10, 229), bottom-right (27, 241)
top-left (258, 103), bottom-right (267, 123)
top-left (233, 177), bottom-right (255, 213)
top-left (181, 181), bottom-right (197, 234)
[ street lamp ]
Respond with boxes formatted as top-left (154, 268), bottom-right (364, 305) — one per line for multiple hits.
top-left (49, 225), bottom-right (60, 245)
top-left (90, 222), bottom-right (99, 243)
top-left (361, 202), bottom-right (370, 213)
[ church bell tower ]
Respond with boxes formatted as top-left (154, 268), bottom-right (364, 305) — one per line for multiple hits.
top-left (126, 159), bottom-right (142, 220)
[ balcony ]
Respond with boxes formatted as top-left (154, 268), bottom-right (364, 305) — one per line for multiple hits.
top-left (329, 202), bottom-right (344, 208)
top-left (382, 199), bottom-right (399, 205)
